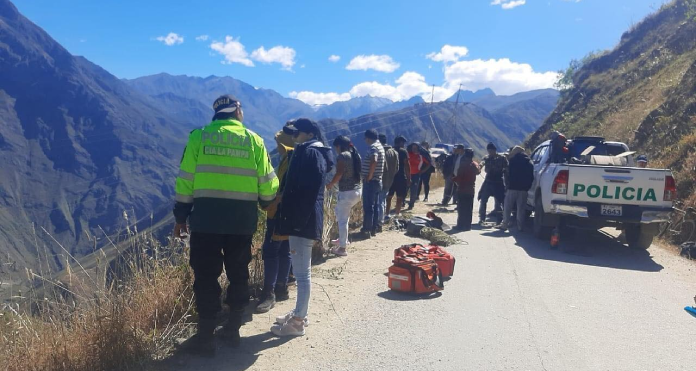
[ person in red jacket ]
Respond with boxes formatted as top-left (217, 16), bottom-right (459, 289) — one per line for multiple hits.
top-left (453, 148), bottom-right (481, 231)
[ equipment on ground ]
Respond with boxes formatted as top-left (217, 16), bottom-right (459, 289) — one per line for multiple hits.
top-left (388, 245), bottom-right (444, 294)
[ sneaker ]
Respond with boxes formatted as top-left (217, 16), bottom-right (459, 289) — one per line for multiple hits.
top-left (424, 197), bottom-right (429, 202)
top-left (478, 220), bottom-right (486, 226)
top-left (275, 310), bottom-right (309, 326)
top-left (375, 225), bottom-right (383, 233)
top-left (496, 223), bottom-right (508, 231)
top-left (271, 318), bottom-right (306, 337)
top-left (334, 247), bottom-right (347, 257)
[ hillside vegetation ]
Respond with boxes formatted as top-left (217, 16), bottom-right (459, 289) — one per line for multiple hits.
top-left (528, 0), bottom-right (696, 204)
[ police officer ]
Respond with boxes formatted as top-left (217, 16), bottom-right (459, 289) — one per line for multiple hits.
top-left (173, 95), bottom-right (279, 356)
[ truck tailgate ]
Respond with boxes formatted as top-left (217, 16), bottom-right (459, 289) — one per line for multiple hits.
top-left (567, 165), bottom-right (671, 207)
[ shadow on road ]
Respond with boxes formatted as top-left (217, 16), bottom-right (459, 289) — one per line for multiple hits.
top-left (157, 332), bottom-right (292, 371)
top-left (377, 290), bottom-right (443, 301)
top-left (481, 228), bottom-right (664, 272)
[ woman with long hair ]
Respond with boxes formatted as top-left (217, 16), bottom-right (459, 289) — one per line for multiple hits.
top-left (326, 136), bottom-right (362, 256)
top-left (273, 118), bottom-right (333, 337)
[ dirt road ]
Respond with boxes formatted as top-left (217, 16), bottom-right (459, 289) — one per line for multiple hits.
top-left (168, 186), bottom-right (696, 371)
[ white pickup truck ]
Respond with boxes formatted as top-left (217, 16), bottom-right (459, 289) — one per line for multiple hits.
top-left (528, 137), bottom-right (675, 249)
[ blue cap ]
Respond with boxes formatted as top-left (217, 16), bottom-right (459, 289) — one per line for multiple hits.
top-left (637, 155), bottom-right (648, 163)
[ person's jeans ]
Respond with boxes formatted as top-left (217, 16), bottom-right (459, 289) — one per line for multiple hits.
top-left (417, 171), bottom-right (432, 200)
top-left (408, 174), bottom-right (421, 208)
top-left (442, 176), bottom-right (458, 204)
top-left (457, 194), bottom-right (475, 230)
top-left (289, 236), bottom-right (314, 318)
top-left (478, 180), bottom-right (505, 223)
top-left (502, 190), bottom-right (528, 229)
top-left (335, 189), bottom-right (361, 247)
top-left (377, 189), bottom-right (389, 226)
top-left (361, 180), bottom-right (382, 233)
top-left (189, 233), bottom-right (253, 319)
top-left (261, 218), bottom-right (291, 291)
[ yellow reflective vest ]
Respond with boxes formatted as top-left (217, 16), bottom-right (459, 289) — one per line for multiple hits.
top-left (173, 119), bottom-right (279, 234)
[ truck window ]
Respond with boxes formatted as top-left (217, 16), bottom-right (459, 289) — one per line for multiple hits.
top-left (532, 146), bottom-right (549, 164)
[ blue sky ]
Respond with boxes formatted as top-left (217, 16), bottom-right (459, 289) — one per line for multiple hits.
top-left (15, 0), bottom-right (664, 105)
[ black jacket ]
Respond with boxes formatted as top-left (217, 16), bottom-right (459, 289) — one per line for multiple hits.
top-left (441, 154), bottom-right (457, 177)
top-left (508, 153), bottom-right (534, 191)
top-left (276, 140), bottom-right (334, 240)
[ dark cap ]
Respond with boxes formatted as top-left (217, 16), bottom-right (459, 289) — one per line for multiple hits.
top-left (464, 148), bottom-right (475, 158)
top-left (282, 119), bottom-right (298, 135)
top-left (378, 134), bottom-right (387, 144)
top-left (213, 94), bottom-right (241, 114)
top-left (637, 155), bottom-right (648, 163)
top-left (285, 118), bottom-right (321, 136)
top-left (454, 144), bottom-right (465, 150)
top-left (365, 129), bottom-right (378, 140)
top-left (487, 142), bottom-right (497, 150)
top-left (394, 135), bottom-right (407, 144)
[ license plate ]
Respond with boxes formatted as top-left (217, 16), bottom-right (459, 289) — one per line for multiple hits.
top-left (601, 204), bottom-right (622, 217)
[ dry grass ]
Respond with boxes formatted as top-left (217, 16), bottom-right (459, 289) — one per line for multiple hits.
top-left (0, 220), bottom-right (195, 371)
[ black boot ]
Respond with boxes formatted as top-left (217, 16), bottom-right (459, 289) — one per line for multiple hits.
top-left (218, 308), bottom-right (243, 347)
top-left (254, 289), bottom-right (276, 314)
top-left (274, 284), bottom-right (290, 301)
top-left (181, 318), bottom-right (216, 357)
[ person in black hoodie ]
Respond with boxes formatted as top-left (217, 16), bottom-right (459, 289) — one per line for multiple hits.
top-left (272, 118), bottom-right (333, 337)
top-left (497, 146), bottom-right (534, 232)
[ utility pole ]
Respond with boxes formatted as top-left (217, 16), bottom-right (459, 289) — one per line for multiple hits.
top-left (427, 84), bottom-right (442, 143)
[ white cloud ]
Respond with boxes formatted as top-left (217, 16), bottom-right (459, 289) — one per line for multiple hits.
top-left (346, 54), bottom-right (400, 73)
top-left (195, 35), bottom-right (209, 41)
top-left (156, 32), bottom-right (184, 46)
top-left (289, 91), bottom-right (351, 106)
top-left (210, 36), bottom-right (254, 67)
top-left (426, 45), bottom-right (469, 63)
top-left (290, 71), bottom-right (454, 106)
top-left (491, 0), bottom-right (527, 9)
top-left (443, 58), bottom-right (559, 95)
top-left (328, 55), bottom-right (341, 62)
top-left (250, 45), bottom-right (296, 71)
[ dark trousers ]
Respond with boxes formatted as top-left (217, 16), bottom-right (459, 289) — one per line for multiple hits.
top-left (478, 179), bottom-right (505, 223)
top-left (190, 232), bottom-right (253, 319)
top-left (262, 218), bottom-right (291, 291)
top-left (457, 194), bottom-right (475, 230)
top-left (417, 171), bottom-right (432, 199)
top-left (408, 174), bottom-right (421, 208)
top-left (362, 179), bottom-right (382, 233)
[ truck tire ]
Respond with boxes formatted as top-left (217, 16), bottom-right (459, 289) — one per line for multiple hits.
top-left (625, 225), bottom-right (654, 250)
top-left (533, 195), bottom-right (553, 240)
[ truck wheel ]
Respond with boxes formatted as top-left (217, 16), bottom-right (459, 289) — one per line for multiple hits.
top-left (625, 225), bottom-right (654, 250)
top-left (533, 196), bottom-right (552, 240)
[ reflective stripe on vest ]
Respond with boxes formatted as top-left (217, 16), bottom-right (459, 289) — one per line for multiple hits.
top-left (196, 164), bottom-right (257, 177)
top-left (175, 193), bottom-right (194, 203)
top-left (178, 169), bottom-right (195, 181)
top-left (194, 189), bottom-right (258, 201)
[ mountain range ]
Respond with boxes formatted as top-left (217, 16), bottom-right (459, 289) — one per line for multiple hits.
top-left (0, 0), bottom-right (558, 284)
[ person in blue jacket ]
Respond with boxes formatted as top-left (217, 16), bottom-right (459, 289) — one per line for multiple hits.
top-left (272, 118), bottom-right (334, 337)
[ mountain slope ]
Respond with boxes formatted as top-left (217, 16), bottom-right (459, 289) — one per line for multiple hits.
top-left (527, 0), bottom-right (696, 202)
top-left (473, 89), bottom-right (558, 113)
top-left (446, 88), bottom-right (496, 103)
top-left (318, 102), bottom-right (516, 156)
top-left (0, 0), bottom-right (189, 280)
top-left (125, 73), bottom-right (316, 140)
top-left (314, 96), bottom-right (393, 120)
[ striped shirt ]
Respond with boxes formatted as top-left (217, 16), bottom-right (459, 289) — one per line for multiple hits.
top-left (361, 142), bottom-right (385, 182)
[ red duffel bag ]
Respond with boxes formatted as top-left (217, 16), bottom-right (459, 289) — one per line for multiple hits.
top-left (395, 244), bottom-right (456, 278)
top-left (388, 253), bottom-right (443, 294)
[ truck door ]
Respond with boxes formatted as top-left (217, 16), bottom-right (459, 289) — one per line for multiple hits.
top-left (528, 144), bottom-right (549, 207)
